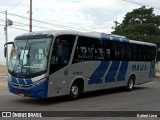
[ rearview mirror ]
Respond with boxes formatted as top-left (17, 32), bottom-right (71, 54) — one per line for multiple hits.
top-left (4, 46), bottom-right (7, 58)
top-left (4, 42), bottom-right (14, 58)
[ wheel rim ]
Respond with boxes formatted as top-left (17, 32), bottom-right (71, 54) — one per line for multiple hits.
top-left (129, 79), bottom-right (134, 89)
top-left (71, 85), bottom-right (79, 96)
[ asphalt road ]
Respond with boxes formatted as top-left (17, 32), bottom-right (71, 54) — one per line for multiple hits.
top-left (0, 77), bottom-right (160, 120)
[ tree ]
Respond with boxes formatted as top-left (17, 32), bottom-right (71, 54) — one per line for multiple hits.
top-left (112, 6), bottom-right (160, 43)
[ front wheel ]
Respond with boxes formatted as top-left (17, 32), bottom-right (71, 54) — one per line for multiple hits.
top-left (126, 76), bottom-right (135, 91)
top-left (68, 84), bottom-right (79, 100)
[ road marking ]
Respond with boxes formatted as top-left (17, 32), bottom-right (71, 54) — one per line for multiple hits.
top-left (0, 82), bottom-right (8, 89)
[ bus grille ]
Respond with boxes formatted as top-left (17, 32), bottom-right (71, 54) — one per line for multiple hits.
top-left (12, 88), bottom-right (32, 95)
top-left (11, 82), bottom-right (33, 88)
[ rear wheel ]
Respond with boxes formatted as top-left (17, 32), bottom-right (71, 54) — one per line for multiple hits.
top-left (126, 76), bottom-right (135, 91)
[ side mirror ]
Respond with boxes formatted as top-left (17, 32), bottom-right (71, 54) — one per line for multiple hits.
top-left (4, 46), bottom-right (7, 58)
top-left (4, 42), bottom-right (15, 58)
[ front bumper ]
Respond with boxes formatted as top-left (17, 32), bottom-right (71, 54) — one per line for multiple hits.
top-left (8, 80), bottom-right (48, 99)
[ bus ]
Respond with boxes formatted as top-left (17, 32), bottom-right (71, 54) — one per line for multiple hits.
top-left (4, 30), bottom-right (157, 99)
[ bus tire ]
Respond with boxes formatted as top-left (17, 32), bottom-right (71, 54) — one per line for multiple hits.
top-left (68, 84), bottom-right (79, 100)
top-left (126, 76), bottom-right (135, 91)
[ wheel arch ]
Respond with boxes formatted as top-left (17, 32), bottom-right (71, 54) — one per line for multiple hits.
top-left (130, 74), bottom-right (136, 84)
top-left (128, 73), bottom-right (136, 84)
top-left (126, 73), bottom-right (136, 91)
top-left (67, 76), bottom-right (85, 95)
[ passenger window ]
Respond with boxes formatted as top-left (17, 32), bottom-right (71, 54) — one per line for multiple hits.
top-left (101, 41), bottom-right (111, 60)
top-left (112, 43), bottom-right (122, 60)
top-left (49, 35), bottom-right (76, 74)
top-left (73, 36), bottom-right (100, 63)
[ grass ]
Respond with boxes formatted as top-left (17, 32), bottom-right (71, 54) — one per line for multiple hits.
top-left (156, 70), bottom-right (160, 73)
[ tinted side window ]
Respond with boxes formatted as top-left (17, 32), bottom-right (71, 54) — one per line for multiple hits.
top-left (111, 42), bottom-right (126, 61)
top-left (125, 44), bottom-right (156, 61)
top-left (49, 35), bottom-right (76, 74)
top-left (73, 36), bottom-right (102, 63)
top-left (148, 46), bottom-right (156, 61)
top-left (102, 41), bottom-right (112, 60)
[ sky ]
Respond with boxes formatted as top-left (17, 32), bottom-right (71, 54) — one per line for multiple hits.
top-left (0, 0), bottom-right (160, 64)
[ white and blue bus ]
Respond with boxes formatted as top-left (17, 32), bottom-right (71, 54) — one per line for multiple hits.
top-left (4, 30), bottom-right (157, 99)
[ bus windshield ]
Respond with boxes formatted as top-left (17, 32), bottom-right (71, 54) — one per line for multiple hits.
top-left (8, 36), bottom-right (52, 78)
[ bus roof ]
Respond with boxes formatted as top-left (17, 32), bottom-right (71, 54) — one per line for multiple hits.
top-left (17, 30), bottom-right (78, 37)
top-left (101, 33), bottom-right (156, 47)
top-left (16, 30), bottom-right (156, 47)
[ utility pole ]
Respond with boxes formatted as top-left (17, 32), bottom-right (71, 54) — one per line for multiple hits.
top-left (29, 0), bottom-right (32, 32)
top-left (113, 21), bottom-right (120, 29)
top-left (4, 11), bottom-right (13, 67)
top-left (5, 10), bottom-right (8, 67)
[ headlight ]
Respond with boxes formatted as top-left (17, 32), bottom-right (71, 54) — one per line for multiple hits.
top-left (33, 78), bottom-right (47, 86)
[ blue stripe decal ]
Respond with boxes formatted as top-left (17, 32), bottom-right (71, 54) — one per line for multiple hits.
top-left (149, 60), bottom-right (155, 78)
top-left (18, 78), bottom-right (33, 85)
top-left (117, 61), bottom-right (128, 81)
top-left (101, 36), bottom-right (110, 41)
top-left (11, 77), bottom-right (18, 84)
top-left (25, 79), bottom-right (33, 84)
top-left (112, 37), bottom-right (122, 42)
top-left (149, 60), bottom-right (153, 78)
top-left (18, 79), bottom-right (26, 84)
top-left (89, 61), bottom-right (110, 84)
top-left (105, 61), bottom-right (120, 82)
top-left (11, 76), bottom-right (33, 85)
top-left (101, 35), bottom-right (129, 43)
top-left (151, 60), bottom-right (154, 78)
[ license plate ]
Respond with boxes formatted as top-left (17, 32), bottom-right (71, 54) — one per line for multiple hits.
top-left (19, 93), bottom-right (25, 97)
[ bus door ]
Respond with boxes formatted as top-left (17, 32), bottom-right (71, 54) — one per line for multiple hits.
top-left (48, 35), bottom-right (76, 97)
